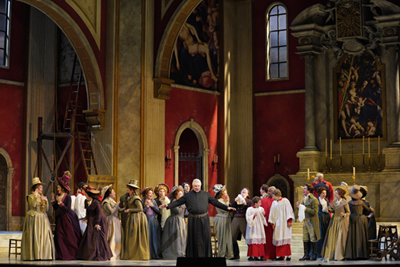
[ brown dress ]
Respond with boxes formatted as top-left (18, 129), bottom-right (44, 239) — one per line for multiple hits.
top-left (121, 195), bottom-right (150, 260)
top-left (77, 199), bottom-right (113, 260)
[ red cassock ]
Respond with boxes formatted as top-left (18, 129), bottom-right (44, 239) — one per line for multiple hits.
top-left (261, 197), bottom-right (275, 259)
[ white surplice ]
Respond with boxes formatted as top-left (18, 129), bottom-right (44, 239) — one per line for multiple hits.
top-left (268, 198), bottom-right (294, 246)
top-left (245, 206), bottom-right (268, 245)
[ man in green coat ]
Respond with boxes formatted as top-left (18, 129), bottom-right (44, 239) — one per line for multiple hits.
top-left (296, 184), bottom-right (320, 261)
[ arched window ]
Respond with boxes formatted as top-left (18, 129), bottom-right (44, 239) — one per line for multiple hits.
top-left (266, 4), bottom-right (288, 80)
top-left (0, 0), bottom-right (10, 67)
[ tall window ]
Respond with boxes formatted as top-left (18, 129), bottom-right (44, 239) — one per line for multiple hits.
top-left (0, 0), bottom-right (10, 67)
top-left (266, 4), bottom-right (287, 80)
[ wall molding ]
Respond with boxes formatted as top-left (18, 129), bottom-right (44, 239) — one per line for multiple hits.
top-left (254, 89), bottom-right (305, 97)
top-left (0, 79), bottom-right (24, 87)
top-left (172, 84), bottom-right (220, 95)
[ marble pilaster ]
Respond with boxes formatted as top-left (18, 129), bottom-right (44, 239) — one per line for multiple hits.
top-left (117, 0), bottom-right (142, 196)
top-left (303, 55), bottom-right (318, 151)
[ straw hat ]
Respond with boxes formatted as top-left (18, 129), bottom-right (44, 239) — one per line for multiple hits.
top-left (126, 179), bottom-right (139, 189)
top-left (86, 187), bottom-right (101, 195)
top-left (102, 184), bottom-right (113, 197)
top-left (349, 185), bottom-right (363, 199)
top-left (29, 177), bottom-right (45, 192)
top-left (213, 184), bottom-right (226, 198)
top-left (57, 171), bottom-right (71, 192)
top-left (155, 183), bottom-right (170, 196)
top-left (169, 185), bottom-right (184, 199)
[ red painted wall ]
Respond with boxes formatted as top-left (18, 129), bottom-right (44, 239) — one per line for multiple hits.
top-left (165, 87), bottom-right (220, 215)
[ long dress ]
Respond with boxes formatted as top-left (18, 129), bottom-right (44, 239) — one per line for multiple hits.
top-left (268, 197), bottom-right (294, 258)
top-left (161, 199), bottom-right (187, 259)
top-left (261, 196), bottom-right (276, 259)
top-left (76, 199), bottom-right (113, 261)
top-left (121, 195), bottom-right (150, 260)
top-left (167, 190), bottom-right (230, 257)
top-left (142, 199), bottom-right (162, 259)
top-left (344, 199), bottom-right (370, 259)
top-left (245, 206), bottom-right (268, 257)
top-left (213, 198), bottom-right (234, 259)
top-left (52, 193), bottom-right (81, 260)
top-left (317, 197), bottom-right (332, 257)
top-left (22, 194), bottom-right (55, 260)
top-left (363, 199), bottom-right (377, 240)
top-left (155, 197), bottom-right (171, 230)
top-left (102, 197), bottom-right (122, 260)
top-left (322, 198), bottom-right (350, 260)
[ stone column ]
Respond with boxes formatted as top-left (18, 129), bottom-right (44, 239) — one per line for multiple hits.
top-left (303, 55), bottom-right (318, 151)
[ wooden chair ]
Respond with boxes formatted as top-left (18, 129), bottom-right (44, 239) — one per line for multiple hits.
top-left (369, 225), bottom-right (398, 260)
top-left (8, 239), bottom-right (21, 259)
top-left (210, 225), bottom-right (218, 257)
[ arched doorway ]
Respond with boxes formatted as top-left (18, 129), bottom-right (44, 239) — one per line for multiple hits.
top-left (174, 119), bottom-right (209, 190)
top-left (267, 174), bottom-right (291, 201)
top-left (0, 148), bottom-right (12, 230)
top-left (178, 128), bottom-right (202, 187)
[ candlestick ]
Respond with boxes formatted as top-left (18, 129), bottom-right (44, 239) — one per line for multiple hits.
top-left (353, 167), bottom-right (355, 176)
top-left (307, 168), bottom-right (310, 178)
top-left (363, 136), bottom-right (365, 155)
top-left (339, 137), bottom-right (342, 156)
top-left (216, 155), bottom-right (218, 163)
top-left (330, 139), bottom-right (332, 160)
top-left (325, 138), bottom-right (328, 158)
top-left (368, 137), bottom-right (370, 159)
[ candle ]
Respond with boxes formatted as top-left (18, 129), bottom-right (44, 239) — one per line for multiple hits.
top-left (278, 154), bottom-right (280, 163)
top-left (214, 154), bottom-right (216, 162)
top-left (340, 137), bottom-right (342, 156)
top-left (353, 167), bottom-right (355, 176)
top-left (378, 136), bottom-right (380, 155)
top-left (363, 136), bottom-right (365, 155)
top-left (368, 137), bottom-right (370, 158)
top-left (216, 155), bottom-right (218, 163)
top-left (325, 138), bottom-right (328, 158)
top-left (330, 139), bottom-right (332, 159)
top-left (307, 168), bottom-right (310, 178)
top-left (274, 156), bottom-right (276, 163)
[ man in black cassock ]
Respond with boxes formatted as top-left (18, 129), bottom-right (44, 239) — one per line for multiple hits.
top-left (160, 179), bottom-right (236, 257)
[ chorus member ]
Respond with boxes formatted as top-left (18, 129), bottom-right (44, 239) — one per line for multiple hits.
top-left (77, 187), bottom-right (112, 261)
top-left (120, 180), bottom-right (150, 260)
top-left (160, 179), bottom-right (236, 257)
top-left (316, 187), bottom-right (333, 258)
top-left (296, 184), bottom-right (320, 261)
top-left (231, 187), bottom-right (252, 259)
top-left (344, 185), bottom-right (371, 259)
top-left (213, 184), bottom-right (234, 259)
top-left (51, 171), bottom-right (81, 260)
top-left (261, 186), bottom-right (276, 259)
top-left (118, 191), bottom-right (130, 238)
top-left (322, 185), bottom-right (350, 261)
top-left (102, 184), bottom-right (121, 260)
top-left (141, 187), bottom-right (162, 259)
top-left (161, 186), bottom-right (187, 259)
top-left (22, 177), bottom-right (55, 260)
top-left (154, 183), bottom-right (170, 230)
top-left (245, 196), bottom-right (267, 261)
top-left (360, 187), bottom-right (377, 240)
top-left (269, 189), bottom-right (294, 261)
top-left (311, 173), bottom-right (334, 204)
top-left (182, 182), bottom-right (190, 194)
top-left (74, 182), bottom-right (87, 234)
top-left (260, 184), bottom-right (268, 199)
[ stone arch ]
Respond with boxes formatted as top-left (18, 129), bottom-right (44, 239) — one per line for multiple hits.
top-left (267, 173), bottom-right (291, 201)
top-left (153, 0), bottom-right (202, 99)
top-left (174, 119), bottom-right (209, 190)
top-left (18, 0), bottom-right (104, 110)
top-left (0, 148), bottom-right (13, 231)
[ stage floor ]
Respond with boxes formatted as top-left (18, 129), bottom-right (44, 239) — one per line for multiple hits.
top-left (2, 257), bottom-right (400, 267)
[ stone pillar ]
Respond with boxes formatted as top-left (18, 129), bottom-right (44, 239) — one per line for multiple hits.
top-left (117, 0), bottom-right (142, 195)
top-left (303, 55), bottom-right (318, 151)
top-left (224, 0), bottom-right (253, 195)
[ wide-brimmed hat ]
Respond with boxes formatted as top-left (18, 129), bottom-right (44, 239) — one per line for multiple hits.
top-left (155, 183), bottom-right (170, 196)
top-left (169, 185), bottom-right (184, 199)
top-left (102, 184), bottom-right (113, 197)
top-left (213, 184), bottom-right (226, 198)
top-left (336, 185), bottom-right (350, 196)
top-left (127, 179), bottom-right (139, 189)
top-left (86, 188), bottom-right (101, 195)
top-left (360, 186), bottom-right (367, 199)
top-left (57, 171), bottom-right (71, 192)
top-left (140, 187), bottom-right (153, 197)
top-left (29, 177), bottom-right (45, 192)
top-left (349, 185), bottom-right (363, 199)
top-left (314, 182), bottom-right (330, 197)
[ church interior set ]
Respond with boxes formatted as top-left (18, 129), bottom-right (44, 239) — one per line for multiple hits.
top-left (0, 0), bottom-right (400, 246)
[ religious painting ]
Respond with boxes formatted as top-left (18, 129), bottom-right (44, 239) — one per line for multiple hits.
top-left (335, 51), bottom-right (385, 140)
top-left (169, 0), bottom-right (219, 91)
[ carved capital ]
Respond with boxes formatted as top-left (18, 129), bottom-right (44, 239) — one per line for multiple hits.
top-left (83, 109), bottom-right (106, 131)
top-left (153, 77), bottom-right (174, 100)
